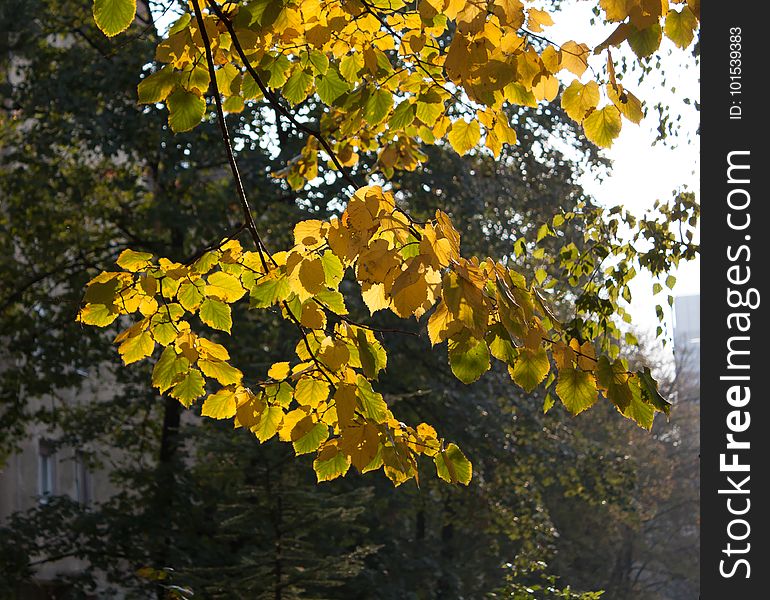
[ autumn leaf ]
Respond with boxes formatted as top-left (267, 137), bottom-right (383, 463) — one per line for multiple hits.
top-left (93, 0), bottom-right (136, 37)
top-left (447, 120), bottom-right (481, 156)
top-left (582, 105), bottom-right (622, 148)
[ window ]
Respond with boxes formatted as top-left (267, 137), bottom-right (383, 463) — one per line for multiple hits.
top-left (38, 439), bottom-right (56, 501)
top-left (74, 451), bottom-right (92, 507)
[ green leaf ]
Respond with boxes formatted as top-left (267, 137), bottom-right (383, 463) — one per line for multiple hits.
top-left (597, 356), bottom-right (632, 410)
top-left (117, 249), bottom-right (153, 272)
top-left (149, 304), bottom-right (185, 346)
top-left (314, 446), bottom-right (351, 482)
top-left (556, 368), bottom-right (598, 415)
top-left (510, 347), bottom-right (550, 392)
top-left (315, 70), bottom-right (349, 105)
top-left (315, 290), bottom-right (348, 315)
top-left (199, 298), bottom-right (232, 333)
top-left (264, 54), bottom-right (292, 87)
top-left (364, 89), bottom-right (393, 125)
top-left (637, 367), bottom-right (671, 416)
top-left (448, 337), bottom-right (490, 384)
top-left (435, 443), bottom-right (472, 485)
top-left (167, 88), bottom-right (206, 133)
top-left (282, 70), bottom-right (314, 105)
top-left (354, 330), bottom-right (386, 379)
top-left (294, 378), bottom-right (330, 409)
top-left (152, 346), bottom-right (190, 393)
top-left (198, 359), bottom-right (242, 386)
top-left (118, 331), bottom-right (155, 365)
top-left (355, 376), bottom-right (389, 423)
top-left (306, 49), bottom-right (329, 74)
top-left (583, 106), bottom-right (622, 148)
top-left (138, 66), bottom-right (178, 104)
top-left (201, 388), bottom-right (237, 419)
top-left (447, 119), bottom-right (481, 155)
top-left (242, 73), bottom-right (264, 100)
top-left (293, 421), bottom-right (329, 455)
top-left (93, 0), bottom-right (136, 37)
top-left (320, 250), bottom-right (344, 287)
top-left (487, 325), bottom-right (517, 364)
top-left (621, 379), bottom-right (655, 430)
top-left (177, 280), bottom-right (204, 311)
top-left (249, 275), bottom-right (291, 308)
top-left (339, 52), bottom-right (364, 83)
top-left (389, 101), bottom-right (416, 130)
top-left (254, 405), bottom-right (284, 442)
top-left (416, 100), bottom-right (443, 124)
top-left (170, 369), bottom-right (206, 408)
top-left (627, 23), bottom-right (662, 58)
top-left (504, 82), bottom-right (537, 107)
top-left (664, 7), bottom-right (697, 49)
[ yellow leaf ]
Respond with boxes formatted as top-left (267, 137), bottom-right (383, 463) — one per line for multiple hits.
top-left (606, 84), bottom-right (643, 124)
top-left (300, 300), bottom-right (326, 329)
top-left (294, 378), bottom-right (330, 409)
top-left (560, 41), bottom-right (590, 76)
top-left (279, 408), bottom-right (307, 442)
top-left (361, 282), bottom-right (390, 314)
top-left (600, 0), bottom-right (631, 22)
top-left (117, 249), bottom-right (153, 272)
top-left (293, 219), bottom-right (328, 247)
top-left (254, 405), bottom-right (284, 442)
top-left (199, 298), bottom-right (232, 333)
top-left (298, 258), bottom-right (326, 295)
top-left (582, 105), bottom-right (622, 148)
top-left (314, 442), bottom-right (352, 481)
top-left (527, 8), bottom-right (553, 32)
top-left (268, 362), bottom-right (292, 380)
top-left (664, 6), bottom-right (698, 48)
top-left (532, 74), bottom-right (559, 102)
top-left (78, 303), bottom-right (119, 327)
top-left (204, 271), bottom-right (245, 302)
top-left (447, 119), bottom-right (481, 156)
top-left (201, 388), bottom-right (237, 419)
top-left (198, 359), bottom-right (242, 386)
top-left (118, 330), bottom-right (154, 365)
top-left (561, 80), bottom-right (600, 122)
top-left (197, 337), bottom-right (230, 361)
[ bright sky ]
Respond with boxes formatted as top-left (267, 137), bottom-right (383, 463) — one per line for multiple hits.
top-left (548, 2), bottom-right (700, 341)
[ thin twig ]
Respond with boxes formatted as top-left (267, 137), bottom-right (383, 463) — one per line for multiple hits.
top-left (205, 0), bottom-right (362, 190)
top-left (190, 0), bottom-right (272, 271)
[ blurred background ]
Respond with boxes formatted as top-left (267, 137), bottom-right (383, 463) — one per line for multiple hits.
top-left (0, 1), bottom-right (699, 598)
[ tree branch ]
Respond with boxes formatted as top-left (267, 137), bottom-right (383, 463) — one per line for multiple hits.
top-left (190, 0), bottom-right (272, 271)
top-left (205, 0), bottom-right (362, 190)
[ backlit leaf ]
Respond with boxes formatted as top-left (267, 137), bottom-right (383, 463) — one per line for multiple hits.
top-left (167, 88), bottom-right (206, 133)
top-left (447, 119), bottom-right (481, 156)
top-left (448, 337), bottom-right (490, 384)
top-left (582, 105), bottom-right (622, 148)
top-left (93, 0), bottom-right (136, 37)
top-left (435, 443), bottom-right (472, 485)
top-left (510, 347), bottom-right (550, 392)
top-left (201, 388), bottom-right (237, 419)
top-left (170, 369), bottom-right (205, 408)
top-left (200, 298), bottom-right (232, 333)
top-left (556, 368), bottom-right (598, 415)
